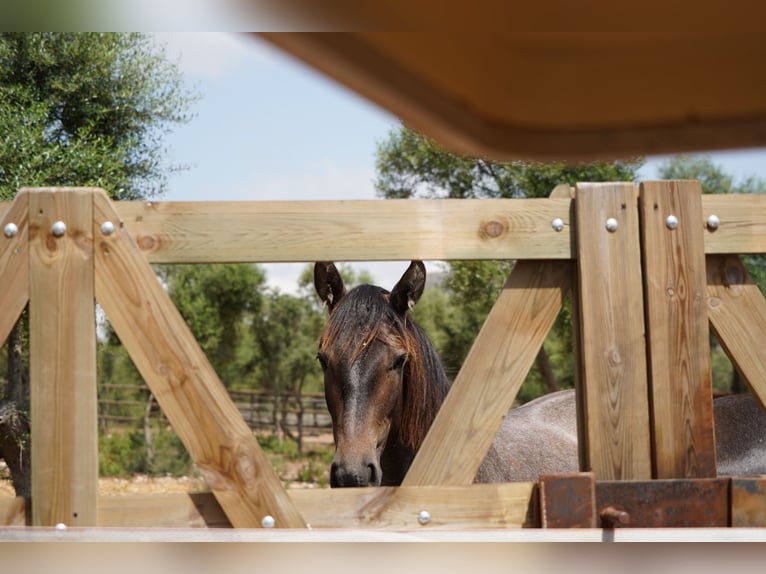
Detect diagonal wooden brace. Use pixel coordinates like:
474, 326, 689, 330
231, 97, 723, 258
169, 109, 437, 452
92, 190, 306, 528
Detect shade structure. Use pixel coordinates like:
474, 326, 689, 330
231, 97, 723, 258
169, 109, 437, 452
259, 31, 766, 161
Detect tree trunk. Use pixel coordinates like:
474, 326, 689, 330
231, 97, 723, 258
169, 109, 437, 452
536, 346, 559, 394
0, 402, 30, 498
144, 393, 155, 469
0, 320, 31, 498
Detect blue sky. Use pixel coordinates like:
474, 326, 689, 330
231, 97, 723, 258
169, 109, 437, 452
156, 33, 766, 293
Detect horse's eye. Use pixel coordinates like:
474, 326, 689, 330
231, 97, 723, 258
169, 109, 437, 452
391, 353, 408, 371
316, 353, 329, 371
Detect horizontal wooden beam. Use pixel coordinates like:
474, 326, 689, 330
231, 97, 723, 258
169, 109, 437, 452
3, 194, 763, 263
110, 198, 575, 263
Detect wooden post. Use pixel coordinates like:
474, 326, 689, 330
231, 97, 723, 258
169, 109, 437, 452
575, 182, 652, 480
0, 191, 29, 346
91, 190, 306, 528
640, 180, 716, 478
29, 188, 98, 526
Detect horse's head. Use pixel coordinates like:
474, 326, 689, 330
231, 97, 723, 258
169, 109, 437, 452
314, 261, 427, 487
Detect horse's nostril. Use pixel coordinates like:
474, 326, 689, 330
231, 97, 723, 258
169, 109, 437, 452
367, 463, 379, 486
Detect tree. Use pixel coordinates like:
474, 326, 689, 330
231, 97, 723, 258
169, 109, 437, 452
375, 125, 644, 400
160, 264, 268, 389
0, 33, 196, 200
0, 33, 196, 496
249, 290, 325, 453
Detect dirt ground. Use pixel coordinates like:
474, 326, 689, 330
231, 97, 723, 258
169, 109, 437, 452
0, 448, 329, 497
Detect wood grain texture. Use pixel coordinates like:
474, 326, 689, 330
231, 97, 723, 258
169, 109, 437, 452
28, 189, 98, 526
98, 483, 537, 529
91, 190, 306, 529
706, 255, 766, 409
110, 198, 574, 263
701, 194, 766, 254
0, 192, 29, 346
6, 194, 766, 259
402, 260, 570, 486
640, 181, 716, 478
575, 183, 652, 480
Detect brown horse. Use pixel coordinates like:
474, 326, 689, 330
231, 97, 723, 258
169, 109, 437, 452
315, 260, 766, 486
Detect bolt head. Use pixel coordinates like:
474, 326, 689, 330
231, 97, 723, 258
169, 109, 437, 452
551, 218, 565, 232
261, 515, 276, 528
605, 217, 619, 232
55, 523, 67, 530
418, 510, 431, 525
100, 221, 115, 235
3, 223, 18, 238
706, 214, 720, 231
51, 221, 67, 237
665, 215, 679, 230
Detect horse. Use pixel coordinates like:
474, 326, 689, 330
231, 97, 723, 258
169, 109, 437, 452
314, 260, 766, 487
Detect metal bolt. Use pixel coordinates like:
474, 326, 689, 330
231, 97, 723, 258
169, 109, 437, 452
417, 510, 431, 525
706, 214, 720, 231
3, 223, 18, 238
665, 215, 679, 230
261, 515, 276, 528
551, 218, 565, 232
51, 221, 67, 237
605, 217, 619, 232
55, 523, 67, 530
100, 221, 115, 235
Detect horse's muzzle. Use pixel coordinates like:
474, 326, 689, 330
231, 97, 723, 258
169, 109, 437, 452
330, 460, 381, 487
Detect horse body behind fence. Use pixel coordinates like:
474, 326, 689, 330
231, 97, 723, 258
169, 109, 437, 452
314, 261, 766, 487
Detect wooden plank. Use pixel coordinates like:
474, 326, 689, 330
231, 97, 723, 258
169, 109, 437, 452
3, 526, 766, 541
98, 493, 232, 528
28, 189, 98, 526
402, 260, 570, 486
0, 192, 29, 346
97, 483, 538, 529
8, 194, 766, 259
706, 255, 766, 408
91, 190, 306, 529
575, 182, 652, 480
639, 180, 716, 478
112, 198, 574, 263
701, 194, 766, 254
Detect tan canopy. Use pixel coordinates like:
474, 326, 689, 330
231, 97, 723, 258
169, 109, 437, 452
259, 32, 766, 161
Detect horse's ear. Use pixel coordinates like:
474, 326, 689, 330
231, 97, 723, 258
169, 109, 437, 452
390, 261, 426, 316
314, 262, 346, 312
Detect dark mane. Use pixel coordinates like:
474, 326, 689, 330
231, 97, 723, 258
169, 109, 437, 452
319, 284, 450, 450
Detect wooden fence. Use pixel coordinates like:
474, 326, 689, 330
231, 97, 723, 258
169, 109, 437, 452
98, 384, 332, 437
1, 183, 766, 535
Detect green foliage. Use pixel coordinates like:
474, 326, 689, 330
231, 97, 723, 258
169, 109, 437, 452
98, 426, 192, 478
0, 33, 197, 200
376, 125, 643, 200
160, 263, 267, 388
250, 290, 325, 396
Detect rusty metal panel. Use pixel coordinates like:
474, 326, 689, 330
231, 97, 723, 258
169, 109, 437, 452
731, 478, 766, 527
596, 479, 729, 528
539, 473, 596, 528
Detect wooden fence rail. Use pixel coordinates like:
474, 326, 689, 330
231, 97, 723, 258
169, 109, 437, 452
98, 385, 332, 437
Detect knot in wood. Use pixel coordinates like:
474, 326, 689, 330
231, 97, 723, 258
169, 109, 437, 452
480, 218, 507, 240
137, 234, 156, 251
